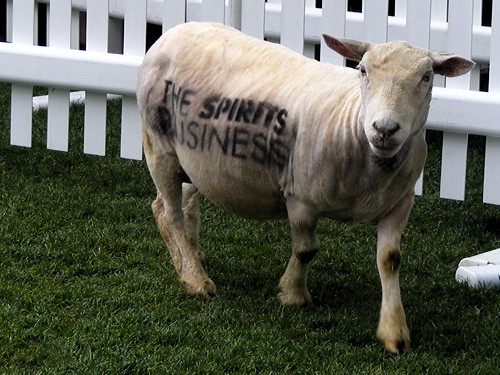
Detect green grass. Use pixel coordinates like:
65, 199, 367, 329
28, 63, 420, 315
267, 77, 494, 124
0, 82, 499, 374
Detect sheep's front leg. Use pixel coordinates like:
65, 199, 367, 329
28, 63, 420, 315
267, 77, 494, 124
279, 200, 319, 306
376, 193, 414, 354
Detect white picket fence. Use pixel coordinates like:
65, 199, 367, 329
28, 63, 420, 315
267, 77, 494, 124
1, 0, 500, 205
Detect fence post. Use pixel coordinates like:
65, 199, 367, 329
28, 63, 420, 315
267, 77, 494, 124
10, 0, 35, 148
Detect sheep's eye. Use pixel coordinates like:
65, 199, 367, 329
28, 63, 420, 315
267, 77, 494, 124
358, 65, 367, 76
422, 72, 432, 83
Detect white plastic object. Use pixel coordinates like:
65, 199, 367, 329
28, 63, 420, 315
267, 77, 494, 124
455, 249, 500, 289
458, 248, 500, 267
455, 264, 500, 289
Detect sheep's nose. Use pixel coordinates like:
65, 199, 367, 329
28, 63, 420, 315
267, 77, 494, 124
372, 120, 401, 139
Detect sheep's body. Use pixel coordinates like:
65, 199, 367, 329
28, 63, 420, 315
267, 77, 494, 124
137, 22, 474, 353
139, 23, 420, 222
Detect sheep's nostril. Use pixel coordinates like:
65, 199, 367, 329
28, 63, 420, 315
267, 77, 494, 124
372, 121, 400, 139
390, 123, 401, 135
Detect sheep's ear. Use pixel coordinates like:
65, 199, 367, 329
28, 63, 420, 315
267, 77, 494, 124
431, 52, 475, 77
322, 35, 372, 62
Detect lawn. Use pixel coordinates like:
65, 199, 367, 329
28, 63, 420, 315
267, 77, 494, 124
0, 83, 499, 374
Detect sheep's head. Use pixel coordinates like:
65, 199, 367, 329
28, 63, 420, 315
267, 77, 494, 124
323, 36, 475, 158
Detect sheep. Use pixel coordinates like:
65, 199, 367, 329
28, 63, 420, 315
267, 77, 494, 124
136, 21, 474, 353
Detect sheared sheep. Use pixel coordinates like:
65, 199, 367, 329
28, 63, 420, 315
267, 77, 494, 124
136, 21, 474, 353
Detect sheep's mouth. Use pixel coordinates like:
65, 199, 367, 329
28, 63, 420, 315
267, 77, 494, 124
375, 144, 397, 151
370, 143, 401, 158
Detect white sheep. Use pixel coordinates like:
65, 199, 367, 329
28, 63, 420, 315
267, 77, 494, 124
136, 22, 474, 353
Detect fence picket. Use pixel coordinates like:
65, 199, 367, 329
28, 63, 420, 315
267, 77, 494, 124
47, 88, 70, 151
203, 0, 225, 23
11, 85, 34, 148
431, 0, 448, 21
281, 0, 305, 53
71, 9, 80, 49
488, 0, 500, 93
47, 0, 72, 152
483, 0, 500, 205
406, 0, 431, 195
6, 0, 12, 42
363, 0, 388, 43
395, 0, 407, 17
10, 0, 35, 148
120, 0, 146, 160
12, 0, 35, 44
226, 0, 242, 29
447, 0, 474, 90
84, 0, 110, 157
320, 0, 346, 65
241, 0, 265, 39
439, 0, 474, 201
123, 0, 147, 56
163, 0, 186, 33
484, 138, 500, 205
469, 0, 482, 91
430, 0, 447, 88
406, 0, 431, 48
86, 0, 109, 53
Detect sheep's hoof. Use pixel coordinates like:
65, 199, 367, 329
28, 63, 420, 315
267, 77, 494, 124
278, 288, 313, 306
377, 328, 410, 354
182, 277, 216, 298
382, 337, 410, 354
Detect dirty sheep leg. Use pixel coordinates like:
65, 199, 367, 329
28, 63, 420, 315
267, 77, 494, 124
279, 199, 319, 306
152, 185, 216, 297
376, 193, 413, 354
181, 183, 205, 263
145, 137, 215, 298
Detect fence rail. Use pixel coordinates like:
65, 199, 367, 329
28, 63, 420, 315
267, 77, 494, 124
1, 0, 499, 205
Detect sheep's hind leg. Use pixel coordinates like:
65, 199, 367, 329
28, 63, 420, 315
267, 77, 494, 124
148, 149, 215, 298
182, 183, 205, 263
